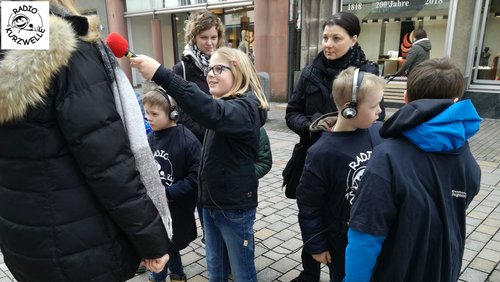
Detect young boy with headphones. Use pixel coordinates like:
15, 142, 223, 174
143, 87, 202, 282
296, 67, 385, 282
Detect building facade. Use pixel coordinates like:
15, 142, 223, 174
81, 0, 499, 118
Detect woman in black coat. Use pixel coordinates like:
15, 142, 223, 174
285, 12, 385, 282
0, 1, 169, 281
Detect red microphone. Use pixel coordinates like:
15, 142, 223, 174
105, 32, 137, 58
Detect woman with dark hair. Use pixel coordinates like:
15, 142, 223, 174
285, 11, 385, 282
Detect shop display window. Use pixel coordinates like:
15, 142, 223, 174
472, 0, 500, 82
341, 0, 449, 74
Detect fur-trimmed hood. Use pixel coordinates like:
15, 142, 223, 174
0, 10, 100, 124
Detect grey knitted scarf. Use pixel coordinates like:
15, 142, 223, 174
97, 40, 173, 240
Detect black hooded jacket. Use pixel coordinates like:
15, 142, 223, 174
153, 67, 267, 210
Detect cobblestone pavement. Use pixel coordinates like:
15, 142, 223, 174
1, 103, 499, 282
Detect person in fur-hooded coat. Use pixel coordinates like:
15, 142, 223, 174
0, 2, 170, 281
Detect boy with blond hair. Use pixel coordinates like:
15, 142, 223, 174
297, 67, 385, 282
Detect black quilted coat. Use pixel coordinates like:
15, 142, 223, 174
0, 12, 169, 282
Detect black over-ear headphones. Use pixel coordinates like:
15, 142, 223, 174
155, 87, 179, 121
341, 68, 365, 119
166, 94, 179, 121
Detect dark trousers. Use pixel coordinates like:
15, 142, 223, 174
298, 248, 320, 282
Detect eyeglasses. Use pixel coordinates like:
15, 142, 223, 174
205, 64, 231, 76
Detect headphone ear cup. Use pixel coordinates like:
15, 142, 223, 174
170, 108, 179, 121
341, 103, 357, 119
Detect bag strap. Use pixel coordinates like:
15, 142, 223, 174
181, 61, 186, 80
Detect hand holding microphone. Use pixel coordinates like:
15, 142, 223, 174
129, 55, 161, 80
105, 32, 137, 58
105, 32, 161, 80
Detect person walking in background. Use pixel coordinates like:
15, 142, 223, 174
388, 29, 431, 77
283, 11, 385, 282
345, 58, 482, 282
0, 1, 170, 281
297, 67, 385, 282
143, 89, 201, 282
130, 47, 269, 282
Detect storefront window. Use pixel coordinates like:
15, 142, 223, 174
224, 11, 255, 59
472, 0, 499, 82
173, 13, 189, 61
341, 0, 450, 75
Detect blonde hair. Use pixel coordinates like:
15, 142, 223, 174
213, 47, 269, 110
185, 11, 226, 48
332, 67, 384, 109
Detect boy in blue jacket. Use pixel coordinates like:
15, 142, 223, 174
345, 58, 482, 282
297, 67, 385, 282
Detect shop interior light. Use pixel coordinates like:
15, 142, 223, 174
417, 17, 424, 21
395, 17, 400, 22
495, 12, 500, 18
383, 18, 389, 23
362, 19, 368, 24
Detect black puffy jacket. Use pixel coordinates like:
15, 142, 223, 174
153, 68, 265, 210
0, 13, 169, 282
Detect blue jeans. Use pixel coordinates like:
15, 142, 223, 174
151, 249, 185, 281
203, 208, 257, 282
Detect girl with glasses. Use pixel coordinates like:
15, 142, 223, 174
131, 47, 269, 282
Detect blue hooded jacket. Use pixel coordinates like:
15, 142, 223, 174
345, 99, 481, 282
402, 99, 481, 152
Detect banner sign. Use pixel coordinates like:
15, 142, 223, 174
341, 0, 450, 19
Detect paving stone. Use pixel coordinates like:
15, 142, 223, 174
257, 266, 282, 281
465, 238, 486, 252
460, 267, 489, 282
485, 240, 500, 252
477, 224, 499, 235
269, 256, 300, 273
478, 248, 500, 263
254, 255, 273, 272
487, 269, 500, 282
267, 220, 290, 232
463, 248, 479, 261
469, 231, 494, 243
255, 228, 275, 240
470, 257, 497, 273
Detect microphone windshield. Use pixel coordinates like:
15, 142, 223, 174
105, 32, 129, 58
